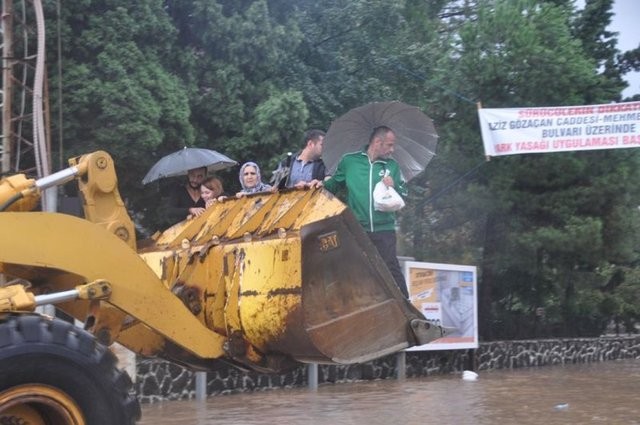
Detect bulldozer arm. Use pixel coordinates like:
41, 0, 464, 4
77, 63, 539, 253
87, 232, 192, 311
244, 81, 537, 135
0, 211, 227, 360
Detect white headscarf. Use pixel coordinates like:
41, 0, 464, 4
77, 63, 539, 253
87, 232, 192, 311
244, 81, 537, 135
239, 162, 272, 194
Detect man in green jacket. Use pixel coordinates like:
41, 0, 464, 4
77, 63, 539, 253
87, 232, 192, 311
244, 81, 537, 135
323, 126, 409, 298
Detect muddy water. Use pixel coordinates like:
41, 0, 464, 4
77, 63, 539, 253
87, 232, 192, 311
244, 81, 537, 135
140, 359, 640, 425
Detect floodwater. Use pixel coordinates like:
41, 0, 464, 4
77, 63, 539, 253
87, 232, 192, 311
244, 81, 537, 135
140, 359, 640, 425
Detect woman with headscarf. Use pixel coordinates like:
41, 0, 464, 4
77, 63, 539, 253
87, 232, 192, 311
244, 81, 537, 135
237, 161, 272, 196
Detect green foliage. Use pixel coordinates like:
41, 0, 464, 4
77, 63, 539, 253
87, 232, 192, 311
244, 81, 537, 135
46, 0, 193, 220
164, 0, 308, 179
572, 0, 627, 101
239, 90, 309, 167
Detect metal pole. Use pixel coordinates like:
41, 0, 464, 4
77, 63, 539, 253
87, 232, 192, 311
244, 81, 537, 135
307, 363, 318, 390
36, 289, 76, 318
2, 0, 14, 173
35, 165, 80, 190
195, 371, 207, 401
396, 351, 406, 380
35, 289, 79, 305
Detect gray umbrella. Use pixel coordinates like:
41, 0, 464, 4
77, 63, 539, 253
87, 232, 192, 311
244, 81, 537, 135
324, 101, 438, 182
142, 147, 238, 184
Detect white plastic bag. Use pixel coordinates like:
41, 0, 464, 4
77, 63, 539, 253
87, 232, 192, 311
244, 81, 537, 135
373, 181, 405, 212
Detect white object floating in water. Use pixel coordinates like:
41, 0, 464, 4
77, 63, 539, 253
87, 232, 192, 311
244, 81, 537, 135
554, 403, 569, 411
462, 370, 478, 381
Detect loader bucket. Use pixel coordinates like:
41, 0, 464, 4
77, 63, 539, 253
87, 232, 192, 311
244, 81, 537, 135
276, 211, 421, 364
144, 188, 438, 370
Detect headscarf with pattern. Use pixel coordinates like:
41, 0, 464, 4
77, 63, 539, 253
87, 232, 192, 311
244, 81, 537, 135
238, 161, 272, 194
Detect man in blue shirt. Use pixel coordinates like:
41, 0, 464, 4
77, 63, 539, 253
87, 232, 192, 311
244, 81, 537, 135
272, 129, 327, 189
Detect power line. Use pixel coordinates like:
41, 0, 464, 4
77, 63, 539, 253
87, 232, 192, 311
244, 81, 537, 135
387, 59, 485, 206
389, 59, 477, 105
418, 160, 485, 209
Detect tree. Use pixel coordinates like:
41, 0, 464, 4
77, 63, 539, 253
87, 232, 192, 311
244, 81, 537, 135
572, 0, 627, 102
165, 0, 309, 176
46, 0, 193, 228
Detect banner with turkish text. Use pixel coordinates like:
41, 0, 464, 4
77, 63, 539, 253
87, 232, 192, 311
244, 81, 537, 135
478, 101, 640, 156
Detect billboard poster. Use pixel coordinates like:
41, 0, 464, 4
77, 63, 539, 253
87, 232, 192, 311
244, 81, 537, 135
404, 261, 478, 351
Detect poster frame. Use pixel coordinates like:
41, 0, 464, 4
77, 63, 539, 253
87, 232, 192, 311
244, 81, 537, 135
403, 261, 479, 351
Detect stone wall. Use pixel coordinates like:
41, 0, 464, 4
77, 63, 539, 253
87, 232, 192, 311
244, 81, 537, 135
135, 336, 640, 403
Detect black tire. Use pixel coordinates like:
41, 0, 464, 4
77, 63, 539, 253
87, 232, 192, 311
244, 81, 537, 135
0, 314, 140, 424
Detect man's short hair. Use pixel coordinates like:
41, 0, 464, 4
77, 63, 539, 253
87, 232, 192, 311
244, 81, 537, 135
303, 129, 326, 149
369, 126, 394, 144
187, 166, 207, 175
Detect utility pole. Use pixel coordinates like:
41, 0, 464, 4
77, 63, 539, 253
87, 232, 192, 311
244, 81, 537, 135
1, 0, 14, 174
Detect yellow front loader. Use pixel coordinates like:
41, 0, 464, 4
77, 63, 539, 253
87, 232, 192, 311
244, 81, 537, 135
0, 151, 443, 424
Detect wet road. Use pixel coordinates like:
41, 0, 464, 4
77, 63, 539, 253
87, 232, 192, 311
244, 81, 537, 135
140, 359, 640, 425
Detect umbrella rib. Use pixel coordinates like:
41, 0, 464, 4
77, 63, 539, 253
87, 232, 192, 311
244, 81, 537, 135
142, 148, 238, 184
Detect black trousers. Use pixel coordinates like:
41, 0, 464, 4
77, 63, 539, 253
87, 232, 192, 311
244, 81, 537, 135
367, 230, 409, 298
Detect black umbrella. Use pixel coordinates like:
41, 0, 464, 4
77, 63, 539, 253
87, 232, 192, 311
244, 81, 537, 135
324, 101, 438, 181
142, 147, 238, 184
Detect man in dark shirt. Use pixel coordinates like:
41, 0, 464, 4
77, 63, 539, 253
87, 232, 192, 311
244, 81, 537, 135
165, 166, 207, 223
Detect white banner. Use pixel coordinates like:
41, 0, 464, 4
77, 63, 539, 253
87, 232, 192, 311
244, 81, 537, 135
478, 101, 640, 156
